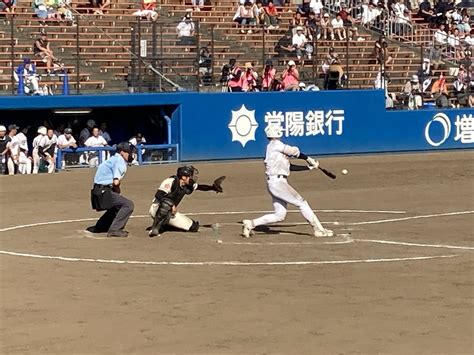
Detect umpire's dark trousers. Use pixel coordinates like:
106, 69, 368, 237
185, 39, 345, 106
95, 191, 134, 232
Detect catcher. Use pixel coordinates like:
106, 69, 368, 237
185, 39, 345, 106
148, 165, 225, 237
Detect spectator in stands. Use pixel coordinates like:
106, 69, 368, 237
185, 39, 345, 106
261, 59, 276, 91
34, 32, 58, 74
371, 35, 393, 67
417, 0, 437, 26
0, 125, 9, 175
79, 119, 96, 145
447, 28, 465, 61
57, 127, 77, 169
38, 127, 57, 174
465, 29, 474, 47
220, 58, 236, 89
132, 0, 159, 21
227, 61, 244, 92
325, 58, 344, 90
242, 62, 259, 92
192, 0, 204, 12
331, 13, 345, 41
99, 122, 112, 144
292, 26, 313, 64
275, 32, 296, 57
361, 1, 382, 27
290, 12, 306, 35
264, 1, 280, 29
57, 0, 74, 23
453, 67, 470, 107
320, 13, 332, 40
309, 0, 323, 17
198, 46, 212, 85
297, 0, 312, 17
84, 127, 108, 167
33, 0, 49, 22
14, 58, 41, 95
90, 0, 110, 15
281, 60, 300, 91
402, 74, 423, 109
0, 0, 16, 13
434, 23, 448, 49
305, 12, 319, 39
393, 0, 411, 36
457, 10, 471, 34
431, 74, 449, 108
234, 2, 256, 34
338, 4, 364, 41
176, 13, 196, 46
254, 1, 266, 27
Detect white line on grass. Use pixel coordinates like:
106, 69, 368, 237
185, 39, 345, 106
0, 250, 458, 267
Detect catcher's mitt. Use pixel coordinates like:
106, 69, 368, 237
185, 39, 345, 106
212, 176, 226, 193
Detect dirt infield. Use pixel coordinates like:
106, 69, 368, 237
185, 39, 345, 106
1, 151, 473, 355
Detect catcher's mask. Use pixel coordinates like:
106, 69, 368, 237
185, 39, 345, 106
177, 165, 199, 182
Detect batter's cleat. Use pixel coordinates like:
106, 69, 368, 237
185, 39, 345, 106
107, 230, 129, 238
148, 228, 160, 238
314, 228, 334, 238
242, 219, 254, 238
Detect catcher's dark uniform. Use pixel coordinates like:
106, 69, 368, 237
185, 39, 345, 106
148, 166, 225, 237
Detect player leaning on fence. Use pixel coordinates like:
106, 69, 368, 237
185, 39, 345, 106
89, 142, 135, 238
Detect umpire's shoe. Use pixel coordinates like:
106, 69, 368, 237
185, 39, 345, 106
107, 230, 129, 238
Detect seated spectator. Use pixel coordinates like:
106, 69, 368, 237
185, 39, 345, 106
33, 32, 58, 74
261, 59, 276, 91
465, 29, 474, 47
32, 0, 51, 22
292, 26, 313, 63
233, 2, 256, 34
433, 23, 448, 49
176, 13, 196, 46
242, 62, 259, 92
90, 0, 110, 15
192, 0, 204, 12
290, 12, 306, 35
320, 13, 332, 40
370, 35, 393, 67
227, 61, 244, 92
198, 46, 212, 85
453, 67, 470, 107
83, 127, 108, 167
309, 0, 323, 17
297, 0, 311, 17
254, 1, 266, 27
220, 58, 236, 88
402, 75, 423, 110
331, 14, 345, 41
325, 59, 344, 90
264, 1, 280, 29
57, 127, 77, 169
56, 0, 74, 23
457, 10, 471, 34
338, 4, 364, 41
275, 32, 296, 57
99, 122, 112, 144
431, 74, 449, 108
0, 0, 16, 13
281, 60, 300, 91
417, 0, 437, 26
37, 127, 57, 174
132, 0, 158, 21
305, 12, 319, 39
447, 28, 465, 61
14, 58, 41, 95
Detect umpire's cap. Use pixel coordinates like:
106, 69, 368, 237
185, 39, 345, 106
116, 142, 135, 154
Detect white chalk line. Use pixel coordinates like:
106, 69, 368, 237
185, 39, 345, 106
0, 250, 458, 267
356, 239, 474, 251
347, 211, 474, 226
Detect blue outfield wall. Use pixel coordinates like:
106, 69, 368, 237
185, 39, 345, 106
0, 90, 472, 161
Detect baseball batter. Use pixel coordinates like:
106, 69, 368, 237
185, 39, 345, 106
242, 125, 333, 238
148, 166, 225, 237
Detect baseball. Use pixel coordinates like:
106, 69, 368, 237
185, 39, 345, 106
342, 169, 348, 175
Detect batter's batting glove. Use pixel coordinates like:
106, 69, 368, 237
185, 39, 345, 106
213, 176, 226, 193
306, 157, 319, 169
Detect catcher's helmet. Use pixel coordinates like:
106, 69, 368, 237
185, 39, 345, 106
177, 165, 197, 178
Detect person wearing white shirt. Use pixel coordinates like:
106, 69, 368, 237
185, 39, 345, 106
129, 133, 147, 165
331, 14, 345, 40
32, 126, 46, 174
79, 119, 96, 145
309, 0, 323, 15
6, 124, 19, 175
14, 126, 32, 174
57, 127, 77, 169
37, 128, 57, 174
292, 26, 313, 62
434, 24, 448, 48
84, 127, 108, 167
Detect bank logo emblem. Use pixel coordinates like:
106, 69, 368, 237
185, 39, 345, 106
425, 113, 451, 147
228, 104, 258, 147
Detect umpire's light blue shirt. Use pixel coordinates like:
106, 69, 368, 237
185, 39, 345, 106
94, 154, 127, 185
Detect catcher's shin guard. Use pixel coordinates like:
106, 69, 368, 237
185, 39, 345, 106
149, 199, 173, 237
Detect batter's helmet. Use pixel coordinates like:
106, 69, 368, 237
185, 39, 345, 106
265, 125, 283, 139
177, 165, 197, 178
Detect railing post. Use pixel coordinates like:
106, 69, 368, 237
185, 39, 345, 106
312, 32, 316, 84
196, 21, 200, 92
262, 25, 265, 74
76, 16, 80, 94
159, 22, 163, 91
211, 25, 215, 86
152, 20, 157, 92
138, 16, 142, 93
10, 14, 15, 95
345, 26, 349, 89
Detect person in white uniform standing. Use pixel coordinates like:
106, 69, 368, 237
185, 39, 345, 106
37, 128, 57, 174
242, 125, 333, 238
14, 126, 32, 174
32, 126, 46, 174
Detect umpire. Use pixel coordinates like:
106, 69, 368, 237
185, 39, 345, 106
90, 142, 135, 238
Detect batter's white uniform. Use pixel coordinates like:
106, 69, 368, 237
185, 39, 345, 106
246, 139, 327, 235
32, 133, 44, 174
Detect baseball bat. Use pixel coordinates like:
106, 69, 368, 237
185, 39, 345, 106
318, 166, 336, 179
